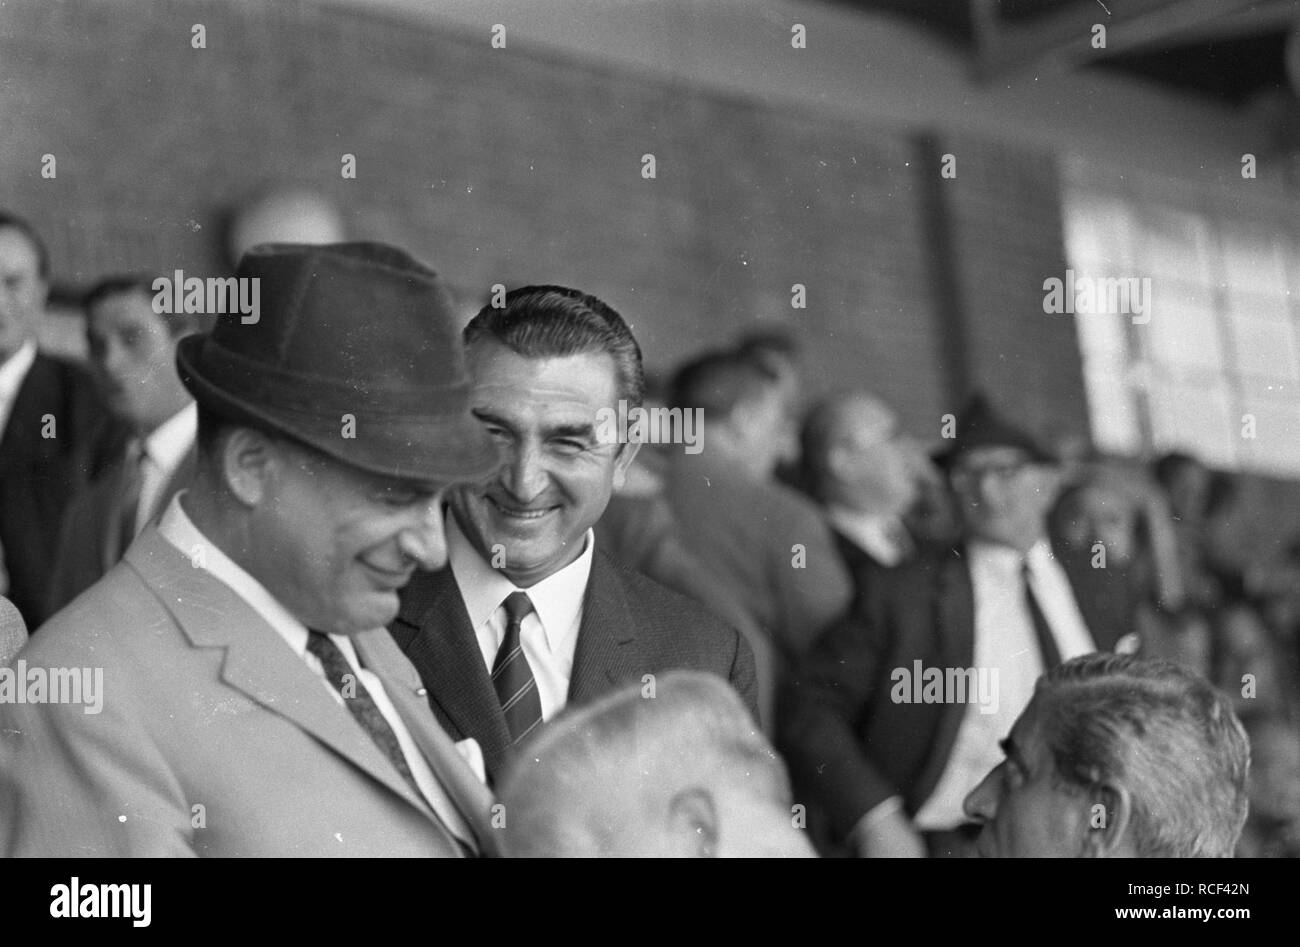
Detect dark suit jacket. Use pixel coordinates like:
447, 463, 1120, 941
778, 540, 1132, 848
0, 353, 120, 627
389, 549, 760, 782
831, 527, 915, 605
46, 445, 197, 617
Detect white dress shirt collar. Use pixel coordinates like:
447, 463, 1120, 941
155, 490, 483, 845
445, 510, 594, 655
967, 537, 1049, 571
135, 401, 197, 534
156, 489, 314, 655
825, 504, 910, 567
142, 401, 196, 470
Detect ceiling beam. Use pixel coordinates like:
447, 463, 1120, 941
972, 0, 1292, 81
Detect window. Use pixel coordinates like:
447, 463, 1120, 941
1064, 159, 1300, 476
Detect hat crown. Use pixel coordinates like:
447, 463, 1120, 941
937, 393, 1056, 468
176, 241, 499, 482
212, 241, 466, 398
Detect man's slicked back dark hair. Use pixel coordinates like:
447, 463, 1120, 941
462, 285, 644, 408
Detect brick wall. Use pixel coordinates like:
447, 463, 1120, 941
0, 0, 1087, 445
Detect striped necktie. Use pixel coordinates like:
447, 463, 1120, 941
306, 630, 424, 800
492, 592, 544, 745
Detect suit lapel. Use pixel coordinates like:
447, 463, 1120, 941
354, 630, 499, 855
0, 354, 59, 478
122, 530, 439, 816
913, 546, 976, 807
568, 552, 639, 706
393, 568, 513, 774
101, 453, 134, 571
1053, 542, 1116, 651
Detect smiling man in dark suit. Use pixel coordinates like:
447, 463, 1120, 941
0, 212, 120, 628
390, 286, 758, 783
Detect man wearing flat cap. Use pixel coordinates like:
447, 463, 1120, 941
780, 395, 1133, 859
0, 242, 501, 857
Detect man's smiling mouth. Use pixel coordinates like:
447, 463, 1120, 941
489, 497, 558, 520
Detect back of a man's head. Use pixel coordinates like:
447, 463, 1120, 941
497, 671, 813, 858
669, 349, 788, 468
1038, 652, 1250, 858
671, 349, 777, 420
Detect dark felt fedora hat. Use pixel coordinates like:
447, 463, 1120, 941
933, 393, 1057, 471
176, 241, 498, 484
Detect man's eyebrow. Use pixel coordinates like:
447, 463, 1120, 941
544, 422, 596, 440
471, 409, 596, 441
471, 408, 513, 427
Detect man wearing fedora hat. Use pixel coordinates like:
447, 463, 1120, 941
780, 395, 1134, 859
0, 242, 501, 857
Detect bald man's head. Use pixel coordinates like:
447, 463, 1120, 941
497, 672, 814, 858
801, 390, 918, 515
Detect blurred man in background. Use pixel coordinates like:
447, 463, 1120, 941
780, 396, 1131, 858
1237, 715, 1300, 857
963, 653, 1249, 858
800, 391, 923, 599
665, 350, 851, 675
0, 212, 119, 628
497, 670, 814, 857
735, 326, 802, 485
46, 276, 201, 613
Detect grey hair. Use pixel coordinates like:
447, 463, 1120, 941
1037, 652, 1250, 858
496, 671, 782, 857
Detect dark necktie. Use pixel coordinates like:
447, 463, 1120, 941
111, 438, 147, 562
306, 630, 424, 801
492, 592, 544, 745
1022, 561, 1062, 669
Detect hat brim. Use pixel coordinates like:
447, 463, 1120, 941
176, 334, 500, 485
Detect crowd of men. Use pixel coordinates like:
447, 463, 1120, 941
0, 208, 1289, 857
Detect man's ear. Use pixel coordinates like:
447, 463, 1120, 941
667, 786, 720, 858
221, 427, 278, 508
610, 440, 643, 492
1081, 782, 1134, 858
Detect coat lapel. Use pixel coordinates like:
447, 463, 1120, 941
913, 545, 976, 808
392, 567, 513, 775
1053, 542, 1119, 651
568, 552, 640, 705
354, 630, 499, 856
0, 354, 59, 478
101, 454, 133, 570
122, 530, 438, 817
